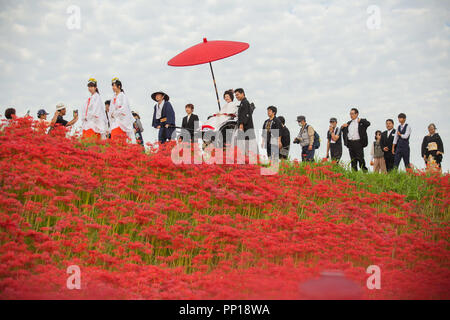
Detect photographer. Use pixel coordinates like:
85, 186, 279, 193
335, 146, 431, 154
50, 103, 78, 129
293, 115, 315, 162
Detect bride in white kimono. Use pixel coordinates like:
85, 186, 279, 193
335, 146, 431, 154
202, 89, 237, 132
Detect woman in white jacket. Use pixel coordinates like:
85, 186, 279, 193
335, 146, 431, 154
109, 77, 135, 142
82, 78, 108, 140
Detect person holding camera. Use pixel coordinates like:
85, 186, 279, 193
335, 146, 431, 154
50, 103, 78, 130
294, 115, 315, 162
326, 117, 342, 162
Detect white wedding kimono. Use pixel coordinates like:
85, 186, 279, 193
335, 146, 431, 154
81, 92, 108, 138
108, 91, 135, 142
203, 100, 238, 131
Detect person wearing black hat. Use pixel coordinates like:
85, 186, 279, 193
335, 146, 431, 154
326, 117, 342, 162
34, 109, 50, 133
151, 91, 176, 144
37, 109, 49, 121
341, 108, 370, 171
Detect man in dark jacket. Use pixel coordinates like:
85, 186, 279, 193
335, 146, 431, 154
341, 108, 371, 171
262, 106, 282, 158
181, 103, 199, 143
235, 88, 255, 138
235, 88, 256, 161
278, 116, 290, 159
380, 119, 396, 172
151, 91, 175, 144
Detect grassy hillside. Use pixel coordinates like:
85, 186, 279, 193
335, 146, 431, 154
0, 118, 449, 299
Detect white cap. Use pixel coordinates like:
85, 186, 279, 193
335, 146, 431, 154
56, 103, 66, 111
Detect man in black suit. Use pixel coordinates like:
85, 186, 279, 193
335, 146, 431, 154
380, 119, 396, 172
341, 107, 371, 172
235, 88, 255, 137
235, 88, 256, 161
180, 103, 199, 143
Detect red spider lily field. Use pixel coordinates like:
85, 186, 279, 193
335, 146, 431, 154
0, 118, 449, 300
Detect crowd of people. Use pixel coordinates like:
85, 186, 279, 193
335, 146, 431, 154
1, 78, 445, 172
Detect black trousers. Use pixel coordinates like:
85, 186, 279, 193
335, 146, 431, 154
384, 152, 395, 172
347, 140, 367, 171
330, 145, 342, 162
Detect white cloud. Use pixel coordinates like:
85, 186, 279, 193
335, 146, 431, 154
0, 0, 449, 170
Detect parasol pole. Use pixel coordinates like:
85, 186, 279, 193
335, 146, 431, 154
209, 62, 221, 111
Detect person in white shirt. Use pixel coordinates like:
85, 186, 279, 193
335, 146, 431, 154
109, 78, 135, 142
341, 108, 371, 171
392, 113, 411, 169
81, 78, 108, 140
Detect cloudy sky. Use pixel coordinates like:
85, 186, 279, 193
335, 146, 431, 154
0, 0, 449, 171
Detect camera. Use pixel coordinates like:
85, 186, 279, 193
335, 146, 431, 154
293, 138, 300, 144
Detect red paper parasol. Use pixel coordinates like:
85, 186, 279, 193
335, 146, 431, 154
168, 38, 250, 110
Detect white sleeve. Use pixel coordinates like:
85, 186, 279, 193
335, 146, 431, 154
401, 125, 411, 139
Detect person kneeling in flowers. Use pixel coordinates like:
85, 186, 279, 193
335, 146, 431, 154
81, 78, 109, 140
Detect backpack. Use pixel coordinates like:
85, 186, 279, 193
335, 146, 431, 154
305, 125, 320, 149
249, 102, 255, 114
313, 131, 320, 149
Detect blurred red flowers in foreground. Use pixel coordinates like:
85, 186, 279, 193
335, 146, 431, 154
0, 118, 449, 299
